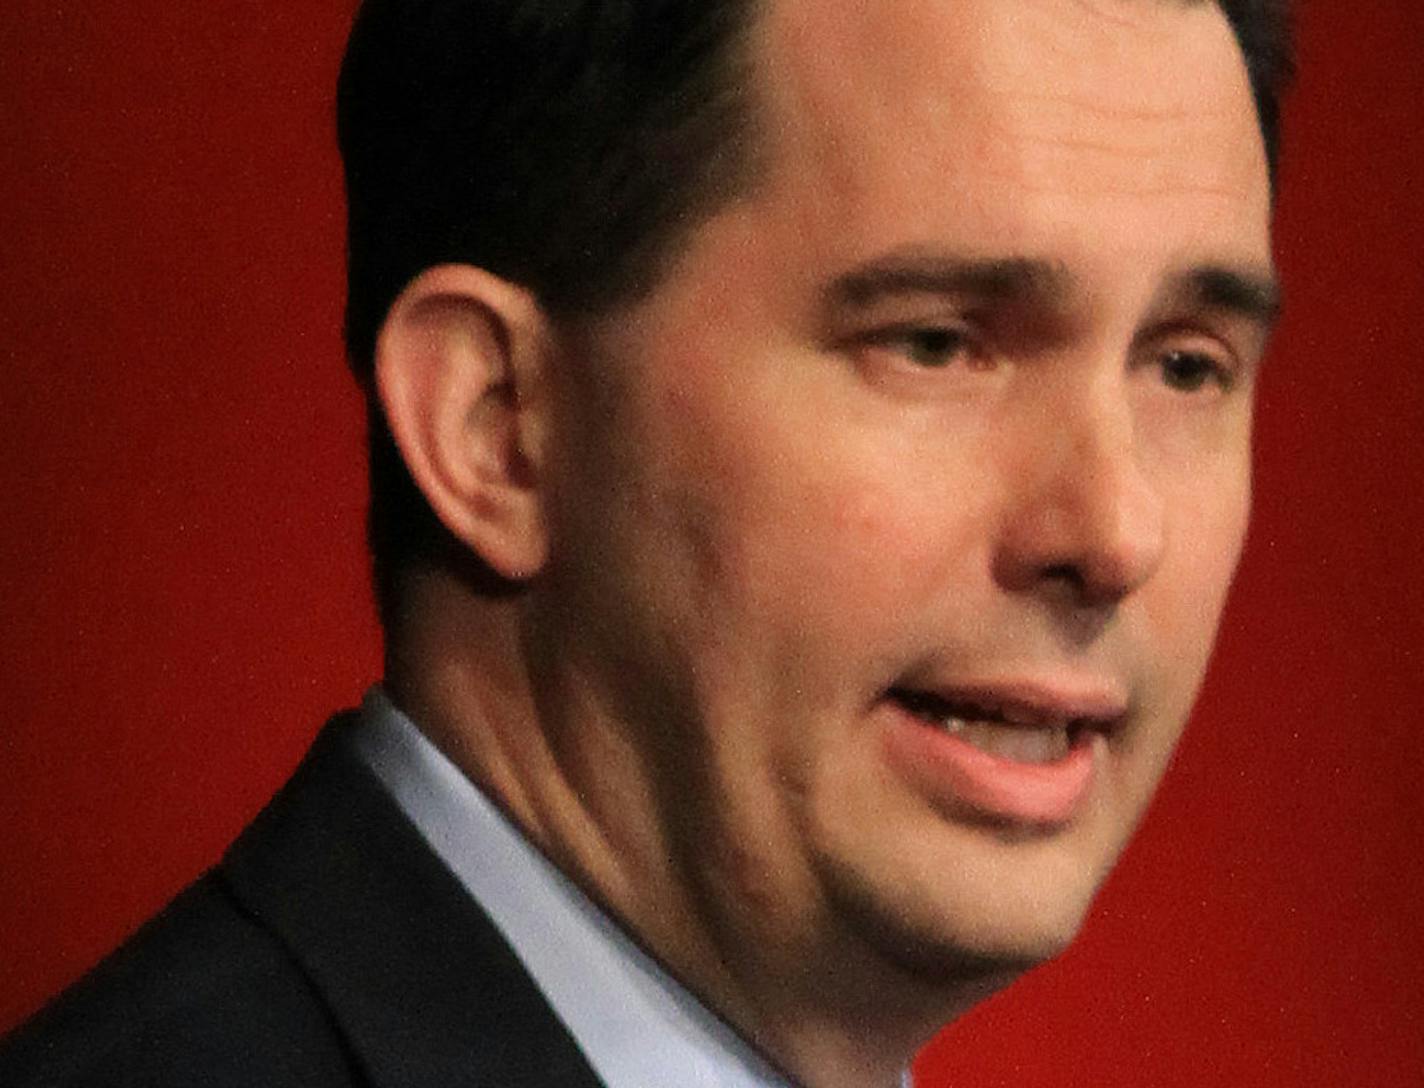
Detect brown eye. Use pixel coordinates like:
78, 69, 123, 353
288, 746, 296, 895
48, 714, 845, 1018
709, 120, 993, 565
902, 327, 968, 367
861, 325, 973, 368
1159, 349, 1230, 393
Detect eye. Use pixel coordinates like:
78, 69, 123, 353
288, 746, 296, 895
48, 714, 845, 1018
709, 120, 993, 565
1157, 348, 1235, 394
859, 324, 976, 369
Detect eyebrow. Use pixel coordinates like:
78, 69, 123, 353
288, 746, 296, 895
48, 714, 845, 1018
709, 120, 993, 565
825, 253, 1074, 311
823, 251, 1282, 331
1159, 264, 1283, 332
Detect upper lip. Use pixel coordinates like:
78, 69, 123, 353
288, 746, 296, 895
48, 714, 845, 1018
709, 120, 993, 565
887, 675, 1130, 730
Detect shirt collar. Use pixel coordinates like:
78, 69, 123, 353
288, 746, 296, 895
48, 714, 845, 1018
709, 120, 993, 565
351, 688, 828, 1088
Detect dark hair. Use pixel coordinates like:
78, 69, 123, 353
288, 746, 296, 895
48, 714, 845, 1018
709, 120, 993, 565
338, 0, 764, 619
1218, 0, 1294, 183
336, 0, 1293, 622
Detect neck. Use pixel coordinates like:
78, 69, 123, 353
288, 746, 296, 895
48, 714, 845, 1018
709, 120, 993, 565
382, 565, 1007, 1087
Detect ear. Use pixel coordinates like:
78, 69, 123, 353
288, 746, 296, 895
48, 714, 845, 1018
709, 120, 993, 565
374, 264, 553, 581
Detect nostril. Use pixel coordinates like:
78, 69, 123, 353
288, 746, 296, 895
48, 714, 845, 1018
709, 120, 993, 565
1041, 563, 1083, 587
991, 439, 1166, 609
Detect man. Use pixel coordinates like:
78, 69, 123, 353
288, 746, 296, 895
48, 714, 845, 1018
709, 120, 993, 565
0, 0, 1290, 1085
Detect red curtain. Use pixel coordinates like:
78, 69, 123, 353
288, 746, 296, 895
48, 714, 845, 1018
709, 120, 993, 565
2, 4, 1420, 1083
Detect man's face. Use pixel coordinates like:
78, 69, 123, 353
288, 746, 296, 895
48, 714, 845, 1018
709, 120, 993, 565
536, 0, 1273, 983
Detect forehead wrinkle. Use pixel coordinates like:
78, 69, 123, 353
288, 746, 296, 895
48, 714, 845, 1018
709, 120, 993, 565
987, 0, 1253, 118
975, 89, 1234, 125
968, 88, 1245, 193
983, 89, 1240, 150
760, 0, 1260, 183
1059, 0, 1206, 30
1062, 0, 1151, 28
742, 0, 1269, 308
969, 80, 1258, 201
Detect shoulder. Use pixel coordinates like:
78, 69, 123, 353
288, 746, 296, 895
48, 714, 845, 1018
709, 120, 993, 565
0, 873, 359, 1088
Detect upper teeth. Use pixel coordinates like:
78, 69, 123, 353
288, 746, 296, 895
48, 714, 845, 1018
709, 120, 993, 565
1003, 705, 1041, 727
888, 687, 1083, 763
938, 711, 1071, 733
940, 716, 1073, 764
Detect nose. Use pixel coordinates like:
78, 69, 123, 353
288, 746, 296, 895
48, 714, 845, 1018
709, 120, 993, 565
992, 385, 1165, 610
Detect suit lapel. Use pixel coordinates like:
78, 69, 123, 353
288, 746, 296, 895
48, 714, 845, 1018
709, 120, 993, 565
220, 714, 605, 1088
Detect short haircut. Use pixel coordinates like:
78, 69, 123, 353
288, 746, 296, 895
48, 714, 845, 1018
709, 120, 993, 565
336, 0, 1293, 623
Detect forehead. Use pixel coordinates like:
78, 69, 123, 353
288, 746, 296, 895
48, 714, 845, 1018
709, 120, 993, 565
748, 0, 1270, 275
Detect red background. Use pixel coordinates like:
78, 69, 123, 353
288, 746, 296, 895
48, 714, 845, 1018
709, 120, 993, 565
2, 2, 1421, 1084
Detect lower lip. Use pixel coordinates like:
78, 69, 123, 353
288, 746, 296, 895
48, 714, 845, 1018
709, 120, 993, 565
880, 701, 1102, 826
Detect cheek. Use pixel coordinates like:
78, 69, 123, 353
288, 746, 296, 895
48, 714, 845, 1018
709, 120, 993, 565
1145, 467, 1251, 694
687, 431, 977, 648
628, 333, 996, 682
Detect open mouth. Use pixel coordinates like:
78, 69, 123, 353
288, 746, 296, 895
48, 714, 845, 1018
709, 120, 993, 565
885, 686, 1102, 766
879, 678, 1124, 824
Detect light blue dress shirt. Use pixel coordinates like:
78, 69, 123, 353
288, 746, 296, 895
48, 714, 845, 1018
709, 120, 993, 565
350, 689, 914, 1088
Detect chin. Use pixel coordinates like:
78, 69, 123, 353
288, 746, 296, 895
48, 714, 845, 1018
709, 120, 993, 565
815, 821, 1116, 990
859, 894, 1089, 990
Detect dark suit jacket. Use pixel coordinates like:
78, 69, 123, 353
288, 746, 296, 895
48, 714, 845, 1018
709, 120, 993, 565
0, 714, 607, 1087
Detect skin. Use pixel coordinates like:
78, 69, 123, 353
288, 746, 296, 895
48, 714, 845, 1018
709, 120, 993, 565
380, 1, 1274, 1085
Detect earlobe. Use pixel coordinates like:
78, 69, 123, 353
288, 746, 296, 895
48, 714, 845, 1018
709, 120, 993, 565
374, 265, 551, 581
